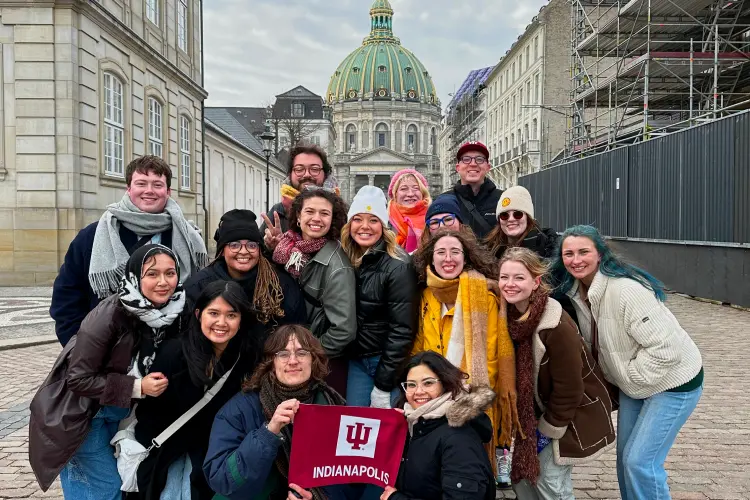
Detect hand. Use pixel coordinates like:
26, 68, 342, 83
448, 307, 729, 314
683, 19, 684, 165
141, 372, 168, 397
262, 212, 283, 250
370, 387, 392, 409
267, 399, 300, 435
381, 486, 397, 500
392, 408, 405, 415
287, 483, 312, 499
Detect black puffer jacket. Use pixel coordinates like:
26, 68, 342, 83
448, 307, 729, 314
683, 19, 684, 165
348, 241, 418, 392
392, 386, 496, 500
493, 226, 559, 260
446, 180, 503, 239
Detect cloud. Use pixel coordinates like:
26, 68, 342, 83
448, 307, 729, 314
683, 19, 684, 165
203, 0, 550, 108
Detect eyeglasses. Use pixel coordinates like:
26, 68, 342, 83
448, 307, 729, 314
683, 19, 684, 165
400, 377, 440, 393
498, 211, 525, 222
460, 156, 487, 165
433, 249, 464, 258
427, 214, 457, 230
274, 349, 311, 363
292, 165, 324, 176
227, 241, 260, 253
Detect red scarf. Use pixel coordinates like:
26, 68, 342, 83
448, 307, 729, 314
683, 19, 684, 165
388, 200, 428, 252
272, 231, 327, 279
508, 291, 548, 485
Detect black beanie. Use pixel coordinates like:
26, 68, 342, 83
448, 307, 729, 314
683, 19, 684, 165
214, 209, 262, 252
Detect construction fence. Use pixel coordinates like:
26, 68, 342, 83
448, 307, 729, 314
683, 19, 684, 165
520, 110, 750, 307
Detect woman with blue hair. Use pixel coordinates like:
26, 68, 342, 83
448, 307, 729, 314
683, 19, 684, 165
552, 225, 703, 500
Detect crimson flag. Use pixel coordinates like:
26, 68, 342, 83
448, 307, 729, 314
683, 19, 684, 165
288, 404, 407, 489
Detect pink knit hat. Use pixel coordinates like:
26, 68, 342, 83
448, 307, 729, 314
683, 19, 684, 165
387, 169, 429, 200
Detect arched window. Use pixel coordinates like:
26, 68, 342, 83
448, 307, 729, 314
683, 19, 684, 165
103, 72, 125, 176
346, 124, 357, 152
532, 118, 538, 140
406, 124, 418, 152
375, 123, 389, 148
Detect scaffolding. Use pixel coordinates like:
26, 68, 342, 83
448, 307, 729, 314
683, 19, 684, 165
568, 0, 750, 155
445, 67, 492, 154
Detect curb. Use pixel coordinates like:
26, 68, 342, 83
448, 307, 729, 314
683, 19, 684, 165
0, 335, 59, 352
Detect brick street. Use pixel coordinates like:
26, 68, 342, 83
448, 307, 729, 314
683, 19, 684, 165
0, 293, 748, 499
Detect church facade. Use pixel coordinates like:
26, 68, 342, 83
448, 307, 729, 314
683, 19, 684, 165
326, 0, 442, 201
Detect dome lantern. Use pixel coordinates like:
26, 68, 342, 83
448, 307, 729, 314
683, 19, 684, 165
365, 0, 398, 45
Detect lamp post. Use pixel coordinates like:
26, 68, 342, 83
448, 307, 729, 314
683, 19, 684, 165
260, 126, 276, 214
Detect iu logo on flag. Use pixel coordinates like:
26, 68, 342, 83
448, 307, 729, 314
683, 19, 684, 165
335, 416, 381, 458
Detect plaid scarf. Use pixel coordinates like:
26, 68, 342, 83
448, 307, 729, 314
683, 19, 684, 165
272, 231, 327, 279
508, 291, 548, 485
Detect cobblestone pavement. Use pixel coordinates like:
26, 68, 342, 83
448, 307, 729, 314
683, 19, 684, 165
0, 288, 54, 342
0, 294, 747, 499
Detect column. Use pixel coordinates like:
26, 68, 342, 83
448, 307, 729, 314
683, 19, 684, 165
368, 175, 375, 186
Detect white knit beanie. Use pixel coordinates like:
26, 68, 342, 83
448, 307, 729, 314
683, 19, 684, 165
496, 185, 534, 219
347, 185, 389, 226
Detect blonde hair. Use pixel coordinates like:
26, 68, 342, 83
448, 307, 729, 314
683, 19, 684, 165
341, 220, 403, 268
392, 173, 432, 205
499, 247, 551, 321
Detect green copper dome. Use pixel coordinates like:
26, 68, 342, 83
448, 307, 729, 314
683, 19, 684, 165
326, 0, 439, 105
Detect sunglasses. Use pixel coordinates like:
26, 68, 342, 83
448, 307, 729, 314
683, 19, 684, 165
499, 211, 525, 221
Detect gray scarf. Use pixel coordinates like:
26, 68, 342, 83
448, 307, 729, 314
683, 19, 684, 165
89, 195, 208, 298
403, 391, 454, 436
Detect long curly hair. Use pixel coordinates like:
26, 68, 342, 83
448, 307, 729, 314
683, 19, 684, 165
413, 228, 498, 282
287, 189, 348, 241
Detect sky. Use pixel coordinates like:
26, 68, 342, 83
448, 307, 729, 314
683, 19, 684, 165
203, 0, 550, 109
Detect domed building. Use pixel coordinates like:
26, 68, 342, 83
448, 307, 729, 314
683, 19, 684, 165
327, 0, 442, 201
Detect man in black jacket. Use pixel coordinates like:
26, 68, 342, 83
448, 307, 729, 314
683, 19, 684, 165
49, 156, 207, 346
260, 144, 339, 249
444, 141, 502, 239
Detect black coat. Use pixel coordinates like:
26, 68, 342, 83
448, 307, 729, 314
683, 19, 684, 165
183, 259, 307, 330
132, 337, 253, 500
348, 242, 418, 392
50, 222, 173, 346
493, 227, 559, 261
446, 180, 503, 239
392, 386, 496, 500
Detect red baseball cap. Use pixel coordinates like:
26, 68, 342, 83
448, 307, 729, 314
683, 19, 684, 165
456, 141, 490, 161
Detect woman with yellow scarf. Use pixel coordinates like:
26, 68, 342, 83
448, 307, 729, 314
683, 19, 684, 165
387, 169, 431, 253
411, 229, 519, 473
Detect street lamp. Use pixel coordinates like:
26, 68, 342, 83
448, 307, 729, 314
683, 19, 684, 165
259, 126, 276, 214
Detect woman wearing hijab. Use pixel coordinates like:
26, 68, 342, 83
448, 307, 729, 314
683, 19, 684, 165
29, 244, 185, 498
184, 209, 306, 330
130, 281, 260, 499
204, 325, 350, 500
387, 169, 431, 253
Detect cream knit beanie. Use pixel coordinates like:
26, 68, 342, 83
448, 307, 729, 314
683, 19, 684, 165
496, 185, 534, 219
347, 186, 389, 226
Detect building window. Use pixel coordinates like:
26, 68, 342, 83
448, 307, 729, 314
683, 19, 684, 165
499, 75, 503, 93
511, 133, 515, 147
291, 102, 304, 117
103, 72, 124, 176
519, 89, 523, 116
534, 36, 539, 60
526, 81, 531, 109
534, 74, 540, 104
177, 0, 188, 52
146, 0, 159, 26
512, 62, 516, 82
179, 115, 191, 189
378, 133, 386, 147
519, 54, 523, 76
532, 118, 538, 139
375, 123, 388, 148
378, 65, 387, 73
148, 97, 163, 157
311, 136, 320, 146
524, 124, 529, 142
525, 46, 530, 69
511, 95, 516, 122
346, 124, 357, 151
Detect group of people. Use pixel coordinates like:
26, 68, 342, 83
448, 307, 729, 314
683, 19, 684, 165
28, 141, 703, 500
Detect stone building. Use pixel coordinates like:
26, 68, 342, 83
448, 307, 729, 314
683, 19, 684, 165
272, 86, 335, 157
0, 0, 206, 285
325, 0, 442, 201
484, 0, 570, 189
204, 108, 285, 256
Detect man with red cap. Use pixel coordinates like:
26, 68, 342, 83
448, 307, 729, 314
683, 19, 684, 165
443, 141, 502, 238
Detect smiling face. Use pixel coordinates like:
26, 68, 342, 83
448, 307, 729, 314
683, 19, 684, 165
290, 153, 326, 190
499, 260, 540, 311
127, 170, 171, 213
562, 236, 601, 284
499, 211, 529, 239
140, 253, 178, 306
394, 175, 423, 207
350, 214, 383, 249
198, 296, 241, 355
404, 364, 444, 409
273, 335, 312, 386
299, 196, 333, 240
432, 235, 465, 280
222, 240, 260, 278
455, 150, 490, 186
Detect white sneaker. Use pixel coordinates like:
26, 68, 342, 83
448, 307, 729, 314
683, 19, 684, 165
496, 448, 512, 489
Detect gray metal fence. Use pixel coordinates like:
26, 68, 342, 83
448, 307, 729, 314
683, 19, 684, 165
521, 111, 750, 244
519, 111, 750, 306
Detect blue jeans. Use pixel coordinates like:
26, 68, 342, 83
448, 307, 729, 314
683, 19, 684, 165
617, 386, 703, 500
346, 356, 399, 500
346, 356, 400, 407
60, 405, 130, 500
